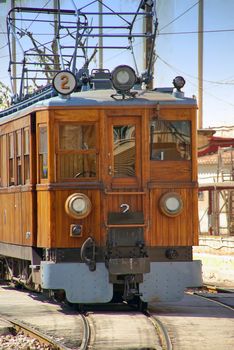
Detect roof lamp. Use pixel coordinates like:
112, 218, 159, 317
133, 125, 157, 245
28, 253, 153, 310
159, 192, 183, 217
111, 65, 137, 92
173, 76, 185, 91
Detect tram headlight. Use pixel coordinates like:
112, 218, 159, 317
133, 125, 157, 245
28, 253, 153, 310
159, 192, 183, 217
111, 65, 137, 92
65, 193, 92, 219
173, 76, 185, 91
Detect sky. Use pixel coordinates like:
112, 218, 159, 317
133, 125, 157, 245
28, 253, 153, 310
0, 0, 234, 128
156, 0, 234, 128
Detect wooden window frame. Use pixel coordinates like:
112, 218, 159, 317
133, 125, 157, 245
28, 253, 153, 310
16, 130, 22, 185
38, 124, 48, 183
150, 119, 192, 162
107, 116, 141, 189
56, 122, 99, 182
0, 136, 2, 187
23, 127, 30, 184
8, 132, 15, 186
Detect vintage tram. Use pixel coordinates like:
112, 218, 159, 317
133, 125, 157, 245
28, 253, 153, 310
0, 2, 202, 305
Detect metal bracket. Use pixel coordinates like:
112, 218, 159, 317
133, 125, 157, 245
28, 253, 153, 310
80, 237, 96, 271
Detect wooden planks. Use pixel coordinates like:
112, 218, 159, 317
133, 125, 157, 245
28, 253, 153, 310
150, 161, 192, 182
37, 188, 101, 248
0, 103, 198, 251
149, 187, 199, 246
0, 112, 36, 247
0, 190, 35, 246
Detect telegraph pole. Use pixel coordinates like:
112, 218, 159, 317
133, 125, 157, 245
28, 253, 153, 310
53, 0, 60, 71
144, 3, 154, 89
99, 0, 103, 69
11, 0, 17, 95
198, 0, 203, 129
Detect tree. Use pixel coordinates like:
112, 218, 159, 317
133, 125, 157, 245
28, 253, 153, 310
0, 81, 11, 110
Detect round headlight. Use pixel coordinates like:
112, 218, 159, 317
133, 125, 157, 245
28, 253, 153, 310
65, 193, 92, 219
111, 65, 136, 92
159, 192, 183, 217
173, 76, 185, 91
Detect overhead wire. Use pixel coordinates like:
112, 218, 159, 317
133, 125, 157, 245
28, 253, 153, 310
156, 54, 234, 108
158, 28, 234, 35
2, 0, 147, 66
153, 0, 234, 88
158, 0, 200, 32
0, 0, 149, 82
25, 0, 52, 31
2, 26, 234, 37
0, 0, 233, 91
0, 44, 8, 50
156, 54, 234, 86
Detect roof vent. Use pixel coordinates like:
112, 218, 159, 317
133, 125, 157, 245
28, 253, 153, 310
91, 69, 112, 90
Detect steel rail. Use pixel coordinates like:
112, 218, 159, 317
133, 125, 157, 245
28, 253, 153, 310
79, 314, 91, 350
145, 311, 172, 350
189, 290, 234, 312
0, 316, 71, 350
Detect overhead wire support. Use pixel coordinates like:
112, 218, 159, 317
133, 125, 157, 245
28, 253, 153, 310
6, 0, 158, 103
147, 16, 158, 85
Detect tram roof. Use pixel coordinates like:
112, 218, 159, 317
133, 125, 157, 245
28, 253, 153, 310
42, 89, 197, 107
0, 88, 197, 123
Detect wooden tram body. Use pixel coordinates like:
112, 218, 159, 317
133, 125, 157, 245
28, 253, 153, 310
0, 87, 202, 303
0, 3, 202, 304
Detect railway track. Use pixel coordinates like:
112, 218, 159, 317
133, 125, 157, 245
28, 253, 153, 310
0, 284, 84, 349
0, 284, 172, 349
149, 287, 234, 350
1, 284, 234, 349
79, 314, 91, 350
78, 309, 170, 349
145, 311, 172, 350
0, 316, 70, 350
187, 285, 234, 311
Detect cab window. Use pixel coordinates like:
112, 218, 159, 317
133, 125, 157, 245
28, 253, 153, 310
150, 120, 191, 161
57, 124, 97, 180
23, 128, 30, 183
113, 125, 136, 177
39, 125, 48, 180
16, 130, 22, 185
0, 136, 2, 186
8, 133, 15, 186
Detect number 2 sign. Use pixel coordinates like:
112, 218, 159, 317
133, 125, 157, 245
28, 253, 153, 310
53, 71, 76, 95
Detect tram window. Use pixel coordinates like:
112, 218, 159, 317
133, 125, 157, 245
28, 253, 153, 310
39, 126, 48, 180
8, 133, 15, 186
0, 136, 3, 186
16, 130, 22, 185
198, 191, 204, 201
150, 120, 191, 161
23, 128, 30, 183
59, 124, 96, 150
113, 125, 135, 177
58, 124, 97, 180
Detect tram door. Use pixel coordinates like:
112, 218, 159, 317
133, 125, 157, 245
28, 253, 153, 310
107, 116, 142, 189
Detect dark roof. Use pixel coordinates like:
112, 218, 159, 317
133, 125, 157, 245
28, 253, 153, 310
198, 136, 234, 157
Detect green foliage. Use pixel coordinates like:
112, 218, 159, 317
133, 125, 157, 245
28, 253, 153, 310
0, 81, 11, 110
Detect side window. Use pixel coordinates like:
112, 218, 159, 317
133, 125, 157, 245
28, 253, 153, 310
57, 124, 97, 180
150, 120, 191, 161
39, 125, 48, 180
0, 136, 2, 186
23, 128, 30, 183
8, 133, 15, 186
113, 125, 136, 177
16, 130, 22, 185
